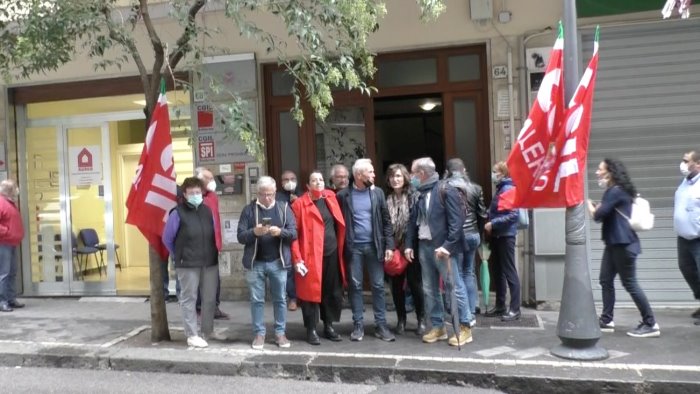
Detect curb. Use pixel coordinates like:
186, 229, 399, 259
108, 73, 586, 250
1, 343, 699, 393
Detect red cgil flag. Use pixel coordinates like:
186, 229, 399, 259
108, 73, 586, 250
506, 22, 565, 208
125, 79, 177, 260
550, 27, 600, 207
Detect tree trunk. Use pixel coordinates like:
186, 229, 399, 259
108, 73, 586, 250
149, 245, 171, 342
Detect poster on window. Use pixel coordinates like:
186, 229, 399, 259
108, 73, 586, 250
69, 145, 102, 186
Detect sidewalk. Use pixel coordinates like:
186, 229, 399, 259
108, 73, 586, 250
0, 298, 698, 393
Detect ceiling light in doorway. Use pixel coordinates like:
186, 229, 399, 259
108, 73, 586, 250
419, 102, 439, 111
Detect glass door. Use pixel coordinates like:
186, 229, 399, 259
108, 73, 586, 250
20, 119, 116, 295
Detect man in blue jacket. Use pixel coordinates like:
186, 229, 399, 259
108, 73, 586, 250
404, 157, 472, 347
674, 150, 700, 325
336, 158, 395, 342
237, 176, 297, 350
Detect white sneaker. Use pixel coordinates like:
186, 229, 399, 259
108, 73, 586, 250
187, 336, 209, 348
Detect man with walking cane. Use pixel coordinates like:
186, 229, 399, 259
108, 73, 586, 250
404, 157, 472, 347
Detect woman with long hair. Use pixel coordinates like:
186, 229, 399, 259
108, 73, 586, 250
291, 171, 346, 345
385, 163, 426, 335
587, 158, 660, 337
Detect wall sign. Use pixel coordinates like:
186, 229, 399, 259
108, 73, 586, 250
69, 145, 102, 186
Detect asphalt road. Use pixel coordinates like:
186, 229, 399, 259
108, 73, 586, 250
0, 367, 504, 394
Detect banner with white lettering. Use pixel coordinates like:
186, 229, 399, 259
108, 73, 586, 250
506, 23, 565, 208
125, 81, 178, 259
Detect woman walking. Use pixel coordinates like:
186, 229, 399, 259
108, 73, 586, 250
291, 171, 346, 345
587, 158, 660, 338
385, 164, 426, 335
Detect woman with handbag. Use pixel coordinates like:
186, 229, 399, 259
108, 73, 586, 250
291, 171, 346, 345
385, 163, 426, 335
587, 158, 660, 338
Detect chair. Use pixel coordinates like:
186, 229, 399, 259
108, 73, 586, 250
78, 228, 122, 272
71, 232, 101, 279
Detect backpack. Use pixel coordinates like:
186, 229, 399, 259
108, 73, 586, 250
517, 208, 529, 230
616, 195, 654, 232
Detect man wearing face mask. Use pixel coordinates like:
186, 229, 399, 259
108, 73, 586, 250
194, 167, 229, 320
0, 179, 25, 312
275, 170, 302, 311
336, 158, 396, 342
163, 177, 219, 348
674, 150, 700, 325
276, 170, 302, 204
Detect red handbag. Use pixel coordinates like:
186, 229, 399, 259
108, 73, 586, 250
384, 249, 409, 276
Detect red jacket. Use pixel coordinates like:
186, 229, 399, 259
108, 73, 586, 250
0, 196, 24, 246
291, 190, 346, 303
203, 191, 222, 252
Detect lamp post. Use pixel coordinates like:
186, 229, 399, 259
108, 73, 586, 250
550, 0, 609, 361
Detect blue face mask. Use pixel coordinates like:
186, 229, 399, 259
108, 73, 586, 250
187, 194, 203, 207
410, 176, 421, 188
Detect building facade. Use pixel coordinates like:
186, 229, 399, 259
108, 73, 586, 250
1, 1, 698, 306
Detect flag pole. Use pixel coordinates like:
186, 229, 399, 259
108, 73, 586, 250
550, 0, 608, 361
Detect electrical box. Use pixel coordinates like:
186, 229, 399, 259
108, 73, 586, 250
470, 0, 493, 21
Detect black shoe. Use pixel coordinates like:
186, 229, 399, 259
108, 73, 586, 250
484, 307, 506, 317
9, 300, 24, 309
350, 322, 364, 341
416, 318, 427, 336
694, 320, 700, 326
691, 307, 700, 319
0, 303, 13, 312
375, 325, 396, 342
501, 310, 521, 322
323, 324, 342, 342
475, 306, 481, 315
307, 328, 321, 345
395, 319, 406, 335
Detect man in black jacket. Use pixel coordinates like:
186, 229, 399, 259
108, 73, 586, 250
336, 158, 395, 342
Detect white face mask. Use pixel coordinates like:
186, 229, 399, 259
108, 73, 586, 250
597, 177, 608, 189
283, 181, 297, 192
206, 180, 217, 192
680, 162, 690, 177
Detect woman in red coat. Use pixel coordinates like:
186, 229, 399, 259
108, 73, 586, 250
291, 171, 346, 345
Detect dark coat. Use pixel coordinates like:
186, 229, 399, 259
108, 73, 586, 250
336, 185, 394, 262
593, 185, 641, 254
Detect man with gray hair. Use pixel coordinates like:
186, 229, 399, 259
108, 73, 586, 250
405, 157, 472, 347
329, 164, 350, 192
336, 158, 395, 342
0, 179, 25, 312
238, 176, 297, 349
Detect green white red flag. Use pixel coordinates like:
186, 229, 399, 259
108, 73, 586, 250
125, 79, 177, 259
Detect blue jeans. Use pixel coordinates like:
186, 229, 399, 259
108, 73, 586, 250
0, 245, 18, 305
599, 245, 655, 327
419, 241, 471, 328
348, 242, 387, 326
162, 259, 181, 299
246, 259, 287, 336
677, 237, 700, 300
461, 232, 480, 316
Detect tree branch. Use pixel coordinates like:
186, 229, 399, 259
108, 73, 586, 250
140, 0, 165, 112
167, 0, 207, 72
102, 4, 153, 114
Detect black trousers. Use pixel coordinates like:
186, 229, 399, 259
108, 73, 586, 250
388, 259, 425, 322
301, 249, 343, 329
490, 236, 520, 313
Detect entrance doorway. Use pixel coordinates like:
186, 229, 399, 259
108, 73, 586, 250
374, 95, 444, 185
19, 118, 117, 295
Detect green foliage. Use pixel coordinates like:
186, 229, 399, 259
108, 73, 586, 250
0, 0, 446, 161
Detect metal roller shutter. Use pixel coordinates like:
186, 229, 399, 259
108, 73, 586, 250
583, 19, 700, 306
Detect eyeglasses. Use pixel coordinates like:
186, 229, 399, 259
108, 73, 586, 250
258, 192, 275, 198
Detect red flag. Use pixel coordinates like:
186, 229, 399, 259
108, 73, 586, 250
507, 23, 566, 208
126, 81, 177, 260
550, 29, 600, 207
